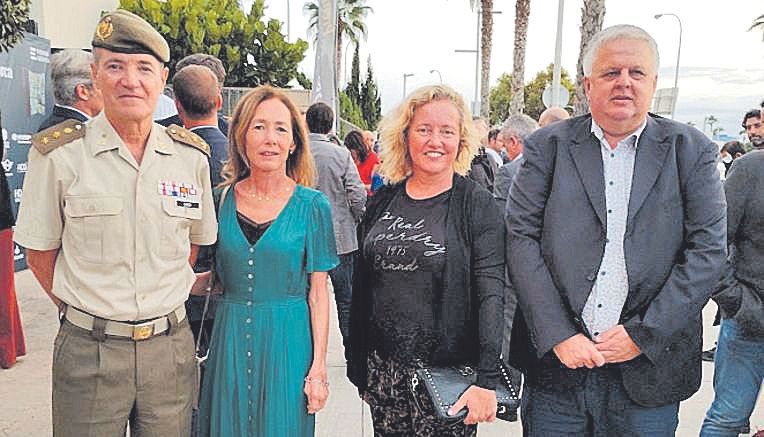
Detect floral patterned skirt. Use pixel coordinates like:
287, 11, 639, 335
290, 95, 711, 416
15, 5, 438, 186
363, 351, 477, 437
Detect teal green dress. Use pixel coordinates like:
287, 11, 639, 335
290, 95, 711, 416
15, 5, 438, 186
199, 185, 338, 437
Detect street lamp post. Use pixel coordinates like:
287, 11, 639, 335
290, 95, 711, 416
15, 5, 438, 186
655, 13, 683, 119
403, 73, 414, 98
456, 6, 501, 115
430, 69, 443, 83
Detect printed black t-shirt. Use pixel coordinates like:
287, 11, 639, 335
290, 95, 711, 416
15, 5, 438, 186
363, 188, 450, 362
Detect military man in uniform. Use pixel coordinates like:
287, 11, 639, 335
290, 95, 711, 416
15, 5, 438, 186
14, 10, 217, 436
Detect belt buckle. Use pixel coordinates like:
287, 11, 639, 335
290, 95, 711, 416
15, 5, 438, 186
132, 323, 154, 341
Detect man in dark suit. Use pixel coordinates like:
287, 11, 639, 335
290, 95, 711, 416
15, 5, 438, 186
37, 50, 103, 132
173, 64, 228, 357
493, 114, 538, 206
157, 53, 229, 135
506, 25, 727, 436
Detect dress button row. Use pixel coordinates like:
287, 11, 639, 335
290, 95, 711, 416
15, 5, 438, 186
247, 351, 252, 357
249, 248, 254, 253
246, 318, 251, 323
247, 273, 253, 279
248, 259, 254, 266
247, 301, 252, 306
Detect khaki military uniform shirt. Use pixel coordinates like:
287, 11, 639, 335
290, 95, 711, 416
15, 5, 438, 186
14, 113, 218, 321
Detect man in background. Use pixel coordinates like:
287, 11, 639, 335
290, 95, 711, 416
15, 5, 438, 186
493, 114, 538, 205
173, 65, 230, 358
38, 49, 103, 131
306, 102, 366, 349
158, 53, 229, 136
538, 106, 570, 128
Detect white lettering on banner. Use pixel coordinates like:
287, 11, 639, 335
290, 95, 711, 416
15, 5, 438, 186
16, 162, 27, 173
2, 158, 14, 175
0, 66, 12, 79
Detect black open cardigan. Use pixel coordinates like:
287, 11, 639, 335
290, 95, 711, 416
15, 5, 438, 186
347, 174, 505, 392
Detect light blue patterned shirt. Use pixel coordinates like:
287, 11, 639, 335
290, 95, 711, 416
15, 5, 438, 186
582, 119, 646, 338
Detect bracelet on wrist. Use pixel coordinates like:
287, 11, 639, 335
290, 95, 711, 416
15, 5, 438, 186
304, 376, 329, 387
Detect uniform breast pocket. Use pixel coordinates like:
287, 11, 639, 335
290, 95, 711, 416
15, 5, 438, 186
161, 196, 203, 259
64, 195, 124, 264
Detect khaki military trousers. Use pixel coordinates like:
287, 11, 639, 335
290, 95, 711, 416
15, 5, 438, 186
52, 315, 195, 437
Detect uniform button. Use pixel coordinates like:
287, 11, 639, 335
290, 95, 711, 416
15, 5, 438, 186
246, 334, 251, 339
610, 153, 615, 158
248, 416, 253, 421
247, 301, 252, 306
609, 181, 614, 186
247, 273, 253, 279
248, 260, 254, 265
597, 304, 603, 308
249, 248, 254, 253
247, 385, 252, 390
594, 331, 600, 336
246, 318, 251, 323
247, 351, 252, 357
607, 209, 612, 214
248, 287, 252, 291
247, 368, 252, 374
600, 271, 606, 276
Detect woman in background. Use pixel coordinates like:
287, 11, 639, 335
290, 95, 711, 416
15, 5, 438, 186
345, 130, 380, 195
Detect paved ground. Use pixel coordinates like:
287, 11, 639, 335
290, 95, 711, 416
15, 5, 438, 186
1, 269, 761, 436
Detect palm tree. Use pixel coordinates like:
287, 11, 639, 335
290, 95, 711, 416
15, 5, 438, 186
472, 0, 494, 118
509, 0, 530, 116
305, 0, 372, 87
573, 0, 605, 115
749, 14, 764, 41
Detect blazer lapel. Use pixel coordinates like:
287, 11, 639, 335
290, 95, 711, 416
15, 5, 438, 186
569, 120, 607, 227
627, 117, 672, 226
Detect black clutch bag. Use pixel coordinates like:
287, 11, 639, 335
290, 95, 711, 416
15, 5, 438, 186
409, 360, 521, 423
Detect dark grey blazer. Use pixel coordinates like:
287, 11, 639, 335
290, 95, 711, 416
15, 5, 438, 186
309, 133, 367, 255
493, 155, 524, 205
37, 105, 88, 132
506, 114, 727, 407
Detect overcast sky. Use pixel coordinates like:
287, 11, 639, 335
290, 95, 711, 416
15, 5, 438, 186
251, 0, 764, 138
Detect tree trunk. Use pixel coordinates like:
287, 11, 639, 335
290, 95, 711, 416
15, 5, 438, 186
574, 0, 605, 116
336, 20, 344, 88
509, 0, 530, 116
479, 0, 493, 118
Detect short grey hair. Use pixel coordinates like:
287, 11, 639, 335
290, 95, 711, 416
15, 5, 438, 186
582, 24, 660, 77
50, 49, 94, 106
501, 114, 539, 144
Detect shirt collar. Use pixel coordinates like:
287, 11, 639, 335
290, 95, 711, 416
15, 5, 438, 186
58, 104, 91, 120
89, 112, 175, 156
189, 125, 218, 132
309, 132, 331, 142
590, 118, 647, 150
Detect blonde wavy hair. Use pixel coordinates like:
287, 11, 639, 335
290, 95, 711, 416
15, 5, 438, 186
377, 84, 479, 184
221, 85, 316, 187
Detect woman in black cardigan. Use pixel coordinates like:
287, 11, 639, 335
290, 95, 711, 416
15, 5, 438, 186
347, 85, 505, 436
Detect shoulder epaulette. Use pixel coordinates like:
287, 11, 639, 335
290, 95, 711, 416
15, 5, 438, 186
166, 124, 211, 157
31, 119, 86, 155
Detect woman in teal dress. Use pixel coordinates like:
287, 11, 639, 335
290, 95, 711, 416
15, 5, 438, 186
194, 85, 339, 436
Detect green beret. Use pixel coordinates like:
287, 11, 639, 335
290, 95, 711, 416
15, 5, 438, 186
91, 9, 170, 63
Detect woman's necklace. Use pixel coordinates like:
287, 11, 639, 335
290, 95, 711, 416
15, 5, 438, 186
240, 181, 292, 201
